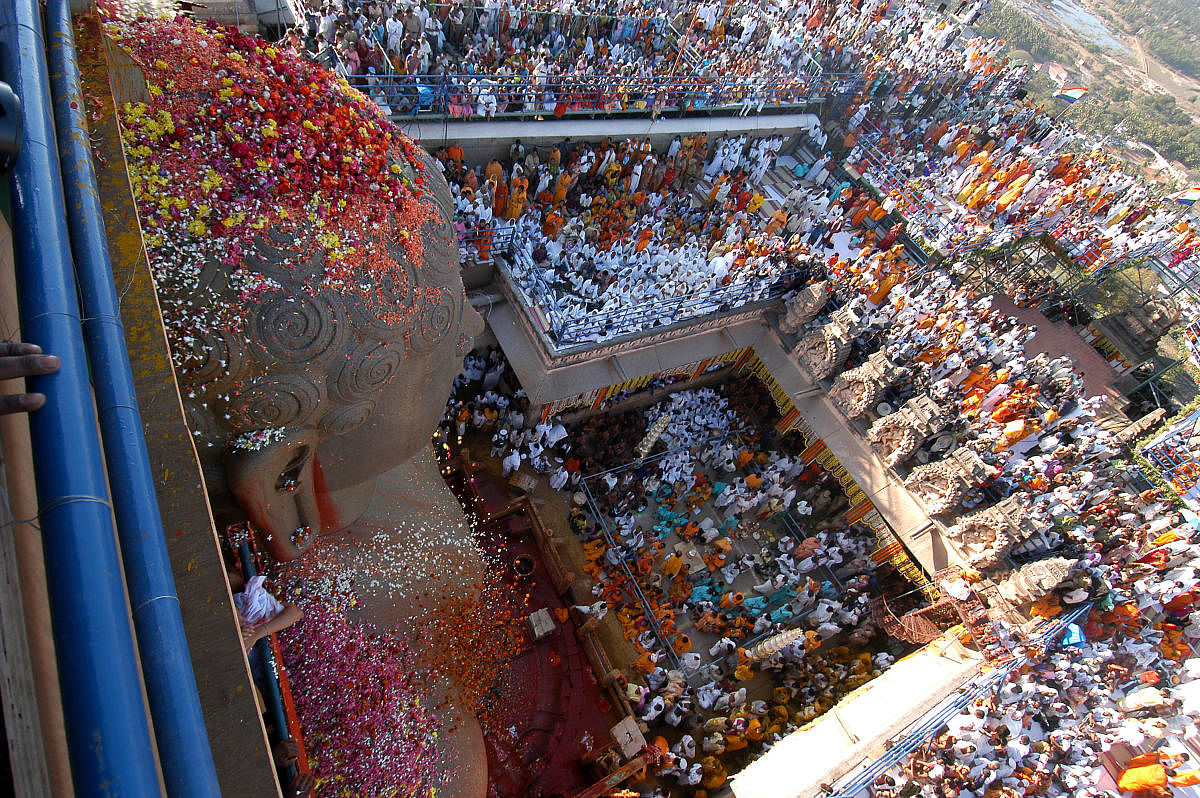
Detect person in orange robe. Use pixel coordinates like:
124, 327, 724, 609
492, 175, 508, 219
542, 209, 563, 238
630, 650, 658, 675
764, 207, 788, 235
553, 171, 574, 204
506, 176, 527, 220
483, 158, 504, 187
634, 228, 654, 253
1118, 750, 1187, 797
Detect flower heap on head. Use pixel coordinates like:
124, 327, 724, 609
104, 13, 457, 444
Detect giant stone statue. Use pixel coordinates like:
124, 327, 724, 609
110, 14, 489, 795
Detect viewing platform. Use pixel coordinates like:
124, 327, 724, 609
355, 70, 860, 125
398, 108, 824, 156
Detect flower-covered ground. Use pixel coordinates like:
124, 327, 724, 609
275, 522, 529, 795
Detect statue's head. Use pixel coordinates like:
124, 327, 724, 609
114, 16, 482, 559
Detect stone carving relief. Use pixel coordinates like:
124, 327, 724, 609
903, 447, 997, 516
945, 495, 1043, 570
792, 306, 861, 381
995, 557, 1076, 605
827, 350, 909, 419
867, 395, 947, 468
778, 280, 831, 335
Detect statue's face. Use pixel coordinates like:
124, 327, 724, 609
206, 152, 483, 560
114, 16, 483, 560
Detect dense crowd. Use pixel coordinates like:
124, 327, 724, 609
848, 89, 1199, 274
432, 125, 1200, 798
435, 130, 849, 343
443, 362, 909, 791
289, 0, 869, 117
110, 0, 1200, 793
276, 0, 1200, 794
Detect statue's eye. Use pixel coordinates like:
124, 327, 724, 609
276, 445, 310, 494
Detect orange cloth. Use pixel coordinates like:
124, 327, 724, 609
1171, 770, 1200, 786
1117, 764, 1168, 794
1127, 752, 1168, 768
553, 172, 573, 204
1165, 589, 1200, 614
630, 652, 656, 675
764, 208, 787, 235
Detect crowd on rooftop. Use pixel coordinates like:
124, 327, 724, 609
847, 81, 1198, 274
285, 0, 967, 118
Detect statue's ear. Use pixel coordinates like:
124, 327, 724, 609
225, 429, 321, 562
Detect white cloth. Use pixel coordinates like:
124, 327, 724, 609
233, 575, 284, 625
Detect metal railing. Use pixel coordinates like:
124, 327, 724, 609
456, 223, 516, 265
351, 71, 861, 121
828, 602, 1092, 798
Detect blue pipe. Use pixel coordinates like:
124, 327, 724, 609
44, 2, 221, 796
0, 1, 162, 795
238, 541, 297, 786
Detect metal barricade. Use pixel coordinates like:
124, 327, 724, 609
351, 71, 862, 121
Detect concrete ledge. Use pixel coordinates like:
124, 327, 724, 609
731, 633, 983, 798
487, 299, 768, 407
397, 111, 822, 160
750, 334, 956, 572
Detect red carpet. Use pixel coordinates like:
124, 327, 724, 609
448, 467, 613, 798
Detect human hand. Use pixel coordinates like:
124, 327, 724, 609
289, 771, 316, 797
0, 341, 60, 414
273, 738, 300, 768
240, 622, 261, 652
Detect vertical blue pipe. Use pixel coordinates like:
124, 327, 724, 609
0, 0, 162, 795
238, 541, 297, 786
44, 2, 221, 796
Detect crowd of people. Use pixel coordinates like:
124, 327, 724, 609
873, 527, 1200, 798
439, 303, 1200, 796
304, 0, 1200, 794
448, 366, 912, 791
434, 129, 849, 344
293, 0, 1198, 319
286, 0, 872, 119
848, 89, 1199, 275
427, 130, 1200, 798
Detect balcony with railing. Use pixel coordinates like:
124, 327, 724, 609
493, 232, 805, 355
351, 70, 862, 123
